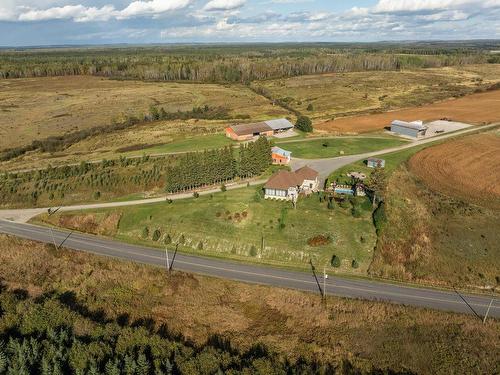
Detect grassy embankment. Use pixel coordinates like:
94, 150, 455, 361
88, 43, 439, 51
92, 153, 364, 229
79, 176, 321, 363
36, 185, 376, 274
0, 234, 498, 374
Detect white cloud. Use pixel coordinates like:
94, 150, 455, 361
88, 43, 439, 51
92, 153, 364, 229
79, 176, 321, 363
118, 0, 191, 19
1, 0, 499, 43
203, 0, 246, 12
2, 0, 191, 22
18, 4, 115, 22
373, 0, 500, 13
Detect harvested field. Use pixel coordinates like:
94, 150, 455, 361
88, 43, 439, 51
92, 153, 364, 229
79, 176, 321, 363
316, 89, 500, 134
408, 132, 500, 208
0, 76, 288, 150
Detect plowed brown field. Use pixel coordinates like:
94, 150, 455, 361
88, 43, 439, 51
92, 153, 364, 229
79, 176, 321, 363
316, 89, 500, 134
408, 132, 500, 208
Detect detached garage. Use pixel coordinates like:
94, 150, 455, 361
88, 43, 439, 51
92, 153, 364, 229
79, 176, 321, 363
391, 120, 427, 138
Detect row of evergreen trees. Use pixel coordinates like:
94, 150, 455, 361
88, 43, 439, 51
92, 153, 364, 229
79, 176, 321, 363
165, 137, 271, 193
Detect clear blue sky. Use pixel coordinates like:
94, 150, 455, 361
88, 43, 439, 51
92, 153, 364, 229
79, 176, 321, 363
0, 0, 498, 46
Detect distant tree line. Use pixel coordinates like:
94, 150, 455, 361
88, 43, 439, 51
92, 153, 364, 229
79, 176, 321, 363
165, 137, 271, 192
0, 45, 495, 82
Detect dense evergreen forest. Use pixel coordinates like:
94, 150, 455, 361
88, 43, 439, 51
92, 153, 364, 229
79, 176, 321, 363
1, 42, 499, 82
0, 285, 399, 375
164, 137, 271, 193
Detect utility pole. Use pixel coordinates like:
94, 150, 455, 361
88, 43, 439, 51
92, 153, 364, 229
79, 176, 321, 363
453, 287, 481, 321
323, 267, 328, 300
309, 258, 324, 300
57, 230, 73, 249
169, 243, 179, 272
47, 207, 61, 249
483, 298, 495, 324
49, 227, 57, 249
165, 247, 170, 273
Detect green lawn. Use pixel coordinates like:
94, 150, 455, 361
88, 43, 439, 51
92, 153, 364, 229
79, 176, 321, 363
278, 137, 408, 159
327, 143, 437, 184
44, 186, 377, 274
125, 134, 234, 156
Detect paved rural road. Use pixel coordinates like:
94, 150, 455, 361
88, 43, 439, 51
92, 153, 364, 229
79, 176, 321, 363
0, 219, 498, 318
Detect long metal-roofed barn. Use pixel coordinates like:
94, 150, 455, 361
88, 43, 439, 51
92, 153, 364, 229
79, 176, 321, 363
391, 120, 428, 138
226, 118, 294, 141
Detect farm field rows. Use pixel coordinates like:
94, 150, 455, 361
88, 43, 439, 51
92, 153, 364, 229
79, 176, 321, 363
316, 89, 500, 134
0, 76, 289, 150
257, 65, 500, 121
36, 185, 377, 273
408, 132, 500, 208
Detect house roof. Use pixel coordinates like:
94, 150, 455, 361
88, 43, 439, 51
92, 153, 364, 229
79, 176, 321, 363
230, 122, 272, 136
367, 157, 385, 162
271, 146, 292, 157
265, 170, 302, 190
229, 118, 293, 136
264, 118, 294, 131
294, 166, 319, 180
391, 120, 427, 131
265, 166, 318, 190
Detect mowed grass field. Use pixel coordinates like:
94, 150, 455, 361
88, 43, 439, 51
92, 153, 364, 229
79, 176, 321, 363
257, 65, 500, 121
2, 235, 498, 374
327, 142, 435, 184
408, 131, 500, 209
38, 185, 377, 273
0, 76, 289, 150
317, 89, 500, 134
279, 136, 408, 159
